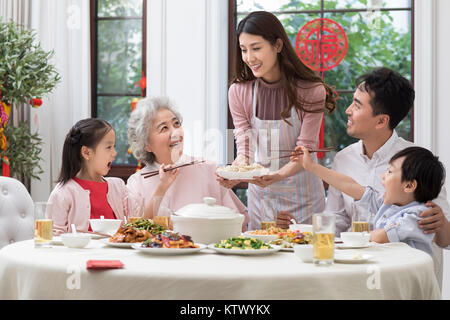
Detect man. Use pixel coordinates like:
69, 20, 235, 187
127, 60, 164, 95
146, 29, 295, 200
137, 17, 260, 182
278, 68, 449, 284
324, 68, 449, 240
321, 67, 449, 285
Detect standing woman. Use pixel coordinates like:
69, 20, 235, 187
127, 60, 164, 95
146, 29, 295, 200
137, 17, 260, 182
218, 11, 336, 230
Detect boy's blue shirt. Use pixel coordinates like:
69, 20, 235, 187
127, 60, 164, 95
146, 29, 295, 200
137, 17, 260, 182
356, 186, 434, 256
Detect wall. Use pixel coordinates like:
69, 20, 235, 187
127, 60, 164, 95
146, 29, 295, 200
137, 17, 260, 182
415, 0, 450, 299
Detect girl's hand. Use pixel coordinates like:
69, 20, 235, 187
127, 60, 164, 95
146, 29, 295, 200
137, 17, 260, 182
158, 164, 179, 190
232, 154, 249, 166
216, 174, 241, 189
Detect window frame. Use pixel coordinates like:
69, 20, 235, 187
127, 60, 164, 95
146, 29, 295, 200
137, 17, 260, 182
90, 0, 147, 182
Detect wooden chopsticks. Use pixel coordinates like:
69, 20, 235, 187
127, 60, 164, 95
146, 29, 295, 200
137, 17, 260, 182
270, 146, 335, 160
140, 160, 205, 179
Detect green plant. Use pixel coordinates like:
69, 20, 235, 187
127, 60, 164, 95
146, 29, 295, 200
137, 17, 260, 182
2, 122, 43, 180
0, 19, 60, 106
0, 18, 60, 179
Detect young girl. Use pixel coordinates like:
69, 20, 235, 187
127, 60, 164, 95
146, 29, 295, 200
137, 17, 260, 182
293, 146, 445, 256
47, 118, 143, 235
217, 11, 337, 230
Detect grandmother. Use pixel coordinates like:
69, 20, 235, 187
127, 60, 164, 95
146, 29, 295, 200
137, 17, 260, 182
127, 96, 248, 230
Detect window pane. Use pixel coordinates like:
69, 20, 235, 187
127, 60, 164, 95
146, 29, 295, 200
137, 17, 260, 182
98, 0, 142, 17
237, 0, 320, 12
324, 0, 411, 10
320, 93, 358, 167
97, 19, 142, 95
97, 96, 138, 165
237, 13, 321, 42
323, 10, 411, 91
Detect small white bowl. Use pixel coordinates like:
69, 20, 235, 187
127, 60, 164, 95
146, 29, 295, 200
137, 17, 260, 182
89, 219, 122, 236
289, 224, 313, 234
61, 233, 91, 248
294, 244, 313, 263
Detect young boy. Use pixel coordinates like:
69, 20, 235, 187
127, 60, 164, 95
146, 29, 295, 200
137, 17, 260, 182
292, 146, 445, 256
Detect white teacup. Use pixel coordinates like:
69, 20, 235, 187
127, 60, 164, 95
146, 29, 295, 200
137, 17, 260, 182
294, 244, 313, 263
340, 232, 370, 247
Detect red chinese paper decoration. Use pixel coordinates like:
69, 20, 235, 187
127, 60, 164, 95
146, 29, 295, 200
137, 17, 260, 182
296, 18, 348, 158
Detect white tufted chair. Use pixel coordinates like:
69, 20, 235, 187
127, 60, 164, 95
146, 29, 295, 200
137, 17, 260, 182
0, 177, 34, 248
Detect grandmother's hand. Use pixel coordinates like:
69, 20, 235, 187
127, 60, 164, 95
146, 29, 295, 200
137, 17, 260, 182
158, 164, 179, 190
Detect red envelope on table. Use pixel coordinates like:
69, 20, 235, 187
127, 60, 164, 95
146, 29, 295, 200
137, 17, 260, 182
86, 260, 124, 270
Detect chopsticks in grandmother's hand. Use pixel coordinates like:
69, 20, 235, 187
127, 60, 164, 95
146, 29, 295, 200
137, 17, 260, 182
140, 160, 206, 179
270, 146, 335, 160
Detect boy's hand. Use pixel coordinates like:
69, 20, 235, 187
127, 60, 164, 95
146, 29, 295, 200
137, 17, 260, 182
291, 146, 313, 171
369, 228, 389, 243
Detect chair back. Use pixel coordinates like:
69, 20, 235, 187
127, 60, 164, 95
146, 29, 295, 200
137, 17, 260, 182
0, 177, 34, 248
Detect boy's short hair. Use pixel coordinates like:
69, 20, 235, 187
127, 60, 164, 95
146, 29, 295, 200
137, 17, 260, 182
390, 146, 445, 203
357, 67, 415, 130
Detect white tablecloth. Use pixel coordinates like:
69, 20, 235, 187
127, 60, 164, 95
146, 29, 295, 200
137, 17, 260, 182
0, 240, 441, 300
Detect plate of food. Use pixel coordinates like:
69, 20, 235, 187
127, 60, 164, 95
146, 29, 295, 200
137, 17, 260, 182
243, 228, 281, 243
208, 236, 281, 255
132, 231, 206, 255
334, 252, 374, 264
216, 163, 269, 180
100, 238, 142, 248
108, 218, 165, 244
268, 229, 313, 251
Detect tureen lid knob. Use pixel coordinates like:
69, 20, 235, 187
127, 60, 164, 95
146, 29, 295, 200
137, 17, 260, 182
203, 197, 217, 206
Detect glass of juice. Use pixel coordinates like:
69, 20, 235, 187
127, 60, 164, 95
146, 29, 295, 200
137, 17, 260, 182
34, 202, 53, 248
351, 202, 373, 232
313, 212, 335, 266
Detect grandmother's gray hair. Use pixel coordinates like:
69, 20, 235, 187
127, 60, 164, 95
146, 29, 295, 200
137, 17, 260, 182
127, 96, 183, 165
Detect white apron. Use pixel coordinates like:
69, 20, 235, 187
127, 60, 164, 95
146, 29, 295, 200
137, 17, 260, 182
247, 79, 325, 230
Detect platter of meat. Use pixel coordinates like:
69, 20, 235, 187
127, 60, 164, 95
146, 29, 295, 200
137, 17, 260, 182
103, 218, 166, 248
132, 231, 206, 255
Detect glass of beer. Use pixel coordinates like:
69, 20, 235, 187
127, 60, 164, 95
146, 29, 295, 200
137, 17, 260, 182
351, 202, 372, 232
34, 202, 53, 248
312, 212, 335, 266
261, 194, 277, 230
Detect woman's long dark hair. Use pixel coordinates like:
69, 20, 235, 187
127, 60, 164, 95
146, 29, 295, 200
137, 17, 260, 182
232, 11, 337, 124
57, 118, 113, 185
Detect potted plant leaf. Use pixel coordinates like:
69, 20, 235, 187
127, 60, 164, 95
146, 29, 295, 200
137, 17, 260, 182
0, 18, 60, 181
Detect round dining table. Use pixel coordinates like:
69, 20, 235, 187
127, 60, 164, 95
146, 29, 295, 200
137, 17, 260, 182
0, 239, 441, 300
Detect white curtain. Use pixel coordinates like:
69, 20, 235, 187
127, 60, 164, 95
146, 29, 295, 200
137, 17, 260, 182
147, 0, 229, 165
0, 0, 30, 25
28, 0, 91, 201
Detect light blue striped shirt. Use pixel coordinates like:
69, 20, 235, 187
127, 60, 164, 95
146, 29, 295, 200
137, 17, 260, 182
356, 186, 434, 256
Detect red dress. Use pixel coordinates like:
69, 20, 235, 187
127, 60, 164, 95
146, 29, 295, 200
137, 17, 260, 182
73, 177, 117, 230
